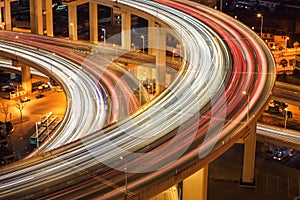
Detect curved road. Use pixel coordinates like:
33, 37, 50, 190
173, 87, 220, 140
0, 0, 276, 199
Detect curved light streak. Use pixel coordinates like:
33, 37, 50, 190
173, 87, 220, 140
0, 0, 276, 199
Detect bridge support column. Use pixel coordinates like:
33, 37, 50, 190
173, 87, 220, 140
183, 165, 208, 200
21, 66, 32, 94
121, 12, 131, 50
4, 0, 11, 30
241, 121, 257, 186
68, 5, 78, 41
0, 6, 2, 23
30, 0, 43, 35
89, 2, 98, 44
45, 0, 53, 36
149, 186, 179, 200
155, 29, 166, 94
148, 20, 157, 56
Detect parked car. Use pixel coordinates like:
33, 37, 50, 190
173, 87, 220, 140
21, 97, 30, 103
36, 94, 45, 99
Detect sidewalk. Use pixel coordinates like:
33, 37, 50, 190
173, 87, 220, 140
0, 87, 66, 160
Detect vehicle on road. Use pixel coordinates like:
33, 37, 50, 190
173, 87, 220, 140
273, 147, 294, 160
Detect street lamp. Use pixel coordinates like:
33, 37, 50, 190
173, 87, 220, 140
284, 108, 288, 129
14, 36, 19, 59
35, 121, 41, 147
141, 35, 145, 53
101, 28, 106, 44
242, 91, 250, 123
119, 156, 128, 198
257, 13, 263, 38
139, 80, 142, 106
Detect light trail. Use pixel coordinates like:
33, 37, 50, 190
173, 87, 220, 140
0, 0, 276, 199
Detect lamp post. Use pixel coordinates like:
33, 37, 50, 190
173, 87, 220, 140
131, 43, 135, 51
141, 35, 145, 53
257, 13, 263, 38
35, 121, 41, 147
242, 91, 250, 123
119, 156, 128, 198
139, 80, 142, 105
284, 108, 288, 129
101, 28, 106, 44
14, 35, 19, 59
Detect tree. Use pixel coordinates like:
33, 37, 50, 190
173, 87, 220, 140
0, 99, 10, 123
15, 97, 26, 123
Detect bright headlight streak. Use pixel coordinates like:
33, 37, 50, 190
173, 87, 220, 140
0, 42, 107, 151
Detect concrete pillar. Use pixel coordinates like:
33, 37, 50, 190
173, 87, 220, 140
68, 5, 78, 40
21, 66, 32, 94
30, 0, 43, 35
45, 0, 53, 36
0, 7, 2, 23
148, 20, 156, 56
89, 2, 98, 44
30, 0, 36, 33
241, 121, 257, 185
149, 186, 179, 200
110, 8, 114, 26
4, 0, 11, 30
155, 29, 166, 94
121, 12, 131, 50
183, 165, 208, 200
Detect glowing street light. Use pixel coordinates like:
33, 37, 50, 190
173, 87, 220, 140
141, 35, 145, 53
119, 156, 128, 198
257, 13, 263, 38
35, 121, 41, 147
101, 28, 106, 44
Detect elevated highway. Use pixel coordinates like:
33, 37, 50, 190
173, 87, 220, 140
272, 81, 300, 107
0, 0, 276, 199
257, 123, 300, 152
